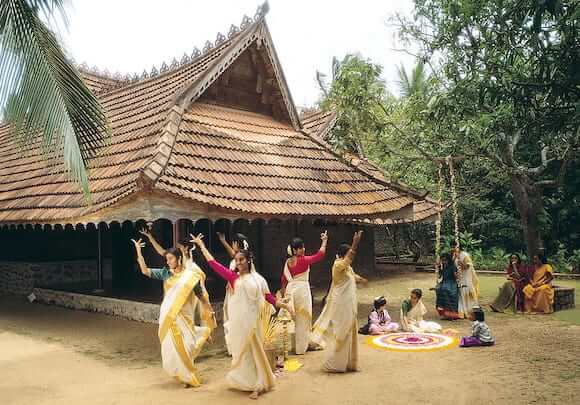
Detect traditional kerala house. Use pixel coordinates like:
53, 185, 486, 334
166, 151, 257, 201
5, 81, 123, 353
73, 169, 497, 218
0, 4, 425, 316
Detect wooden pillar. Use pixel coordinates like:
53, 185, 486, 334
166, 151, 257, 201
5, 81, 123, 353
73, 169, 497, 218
172, 220, 179, 247
95, 224, 104, 292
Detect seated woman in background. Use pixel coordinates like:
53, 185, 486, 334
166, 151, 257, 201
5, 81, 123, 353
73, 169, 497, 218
400, 288, 442, 333
435, 253, 461, 320
523, 254, 555, 314
490, 254, 529, 313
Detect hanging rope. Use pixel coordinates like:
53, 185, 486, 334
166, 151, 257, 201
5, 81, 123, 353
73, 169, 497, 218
446, 156, 460, 248
434, 162, 444, 275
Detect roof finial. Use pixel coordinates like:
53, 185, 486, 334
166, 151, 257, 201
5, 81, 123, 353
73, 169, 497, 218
240, 15, 252, 29
254, 1, 270, 21
191, 47, 201, 58
181, 53, 190, 65
150, 65, 158, 76
215, 32, 226, 46
170, 58, 179, 69
228, 24, 240, 38
203, 40, 213, 53
141, 70, 149, 79
160, 62, 169, 73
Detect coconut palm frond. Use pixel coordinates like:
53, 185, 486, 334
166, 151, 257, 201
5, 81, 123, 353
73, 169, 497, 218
259, 303, 284, 347
396, 63, 412, 98
0, 0, 109, 196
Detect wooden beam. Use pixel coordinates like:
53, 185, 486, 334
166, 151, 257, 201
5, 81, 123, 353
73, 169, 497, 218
256, 73, 263, 94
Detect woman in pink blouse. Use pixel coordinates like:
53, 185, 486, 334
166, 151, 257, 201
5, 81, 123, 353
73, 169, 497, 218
190, 233, 291, 399
280, 231, 328, 355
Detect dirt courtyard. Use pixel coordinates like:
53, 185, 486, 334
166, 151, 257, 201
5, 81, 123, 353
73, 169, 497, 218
1, 273, 579, 405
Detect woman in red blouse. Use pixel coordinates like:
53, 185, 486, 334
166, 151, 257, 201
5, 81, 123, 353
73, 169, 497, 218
281, 231, 328, 354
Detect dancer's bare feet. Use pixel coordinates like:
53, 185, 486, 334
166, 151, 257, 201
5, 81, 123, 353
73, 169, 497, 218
249, 390, 260, 399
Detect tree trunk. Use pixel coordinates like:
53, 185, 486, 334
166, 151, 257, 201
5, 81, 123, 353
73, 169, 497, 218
510, 173, 545, 259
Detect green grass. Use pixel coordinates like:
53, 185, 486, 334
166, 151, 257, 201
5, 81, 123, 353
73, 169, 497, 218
479, 275, 580, 326
553, 278, 580, 325
346, 273, 580, 326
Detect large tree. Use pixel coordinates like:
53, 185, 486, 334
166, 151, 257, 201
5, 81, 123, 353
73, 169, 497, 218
393, 0, 580, 257
0, 0, 109, 194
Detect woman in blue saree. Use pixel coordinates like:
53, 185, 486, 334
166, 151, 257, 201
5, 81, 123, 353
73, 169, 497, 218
435, 253, 460, 320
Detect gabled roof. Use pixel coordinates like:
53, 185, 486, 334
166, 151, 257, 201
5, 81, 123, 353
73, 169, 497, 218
0, 6, 419, 225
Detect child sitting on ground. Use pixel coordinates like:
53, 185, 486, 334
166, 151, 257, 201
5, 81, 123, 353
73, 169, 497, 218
460, 306, 495, 347
359, 296, 399, 334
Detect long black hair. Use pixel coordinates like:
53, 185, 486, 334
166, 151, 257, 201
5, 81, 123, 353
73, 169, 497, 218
411, 288, 423, 299
537, 253, 548, 264
374, 296, 387, 310
473, 307, 485, 322
288, 237, 304, 256
232, 233, 251, 251
510, 253, 522, 265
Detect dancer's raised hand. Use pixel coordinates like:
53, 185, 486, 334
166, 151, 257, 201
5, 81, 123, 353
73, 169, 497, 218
320, 230, 328, 242
131, 238, 145, 252
189, 233, 205, 247
139, 227, 153, 239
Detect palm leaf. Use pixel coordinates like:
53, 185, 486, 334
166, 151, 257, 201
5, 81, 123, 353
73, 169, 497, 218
0, 0, 109, 196
396, 63, 412, 98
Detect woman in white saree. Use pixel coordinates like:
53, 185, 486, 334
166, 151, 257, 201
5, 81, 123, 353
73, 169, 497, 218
280, 232, 328, 355
400, 288, 442, 333
310, 231, 367, 372
132, 239, 215, 388
217, 232, 257, 356
191, 234, 292, 399
454, 244, 480, 318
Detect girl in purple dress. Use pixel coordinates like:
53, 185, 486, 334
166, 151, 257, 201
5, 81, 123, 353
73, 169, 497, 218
367, 296, 399, 335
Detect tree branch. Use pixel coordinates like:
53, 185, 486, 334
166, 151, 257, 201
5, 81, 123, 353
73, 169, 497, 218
521, 146, 554, 175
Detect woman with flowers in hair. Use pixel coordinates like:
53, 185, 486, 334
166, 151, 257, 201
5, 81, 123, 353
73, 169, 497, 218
217, 232, 256, 355
191, 233, 292, 399
280, 231, 328, 355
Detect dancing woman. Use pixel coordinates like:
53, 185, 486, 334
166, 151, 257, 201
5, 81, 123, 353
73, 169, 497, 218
191, 234, 292, 399
132, 238, 215, 388
217, 232, 255, 355
311, 231, 367, 372
281, 231, 328, 354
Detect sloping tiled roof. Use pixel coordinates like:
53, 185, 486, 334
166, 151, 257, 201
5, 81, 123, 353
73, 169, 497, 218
300, 109, 442, 224
0, 11, 418, 225
79, 70, 126, 95
155, 102, 414, 216
301, 109, 336, 141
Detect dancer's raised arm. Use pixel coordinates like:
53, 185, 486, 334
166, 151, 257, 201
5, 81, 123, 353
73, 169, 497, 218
217, 232, 236, 259
191, 233, 237, 284
132, 238, 152, 277
343, 230, 363, 266
139, 227, 167, 257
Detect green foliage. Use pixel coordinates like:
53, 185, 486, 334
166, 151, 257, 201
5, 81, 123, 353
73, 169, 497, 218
396, 60, 430, 98
319, 54, 389, 156
0, 0, 109, 196
317, 0, 580, 260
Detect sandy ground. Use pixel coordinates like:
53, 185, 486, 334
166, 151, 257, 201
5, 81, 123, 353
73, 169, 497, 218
1, 273, 579, 405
